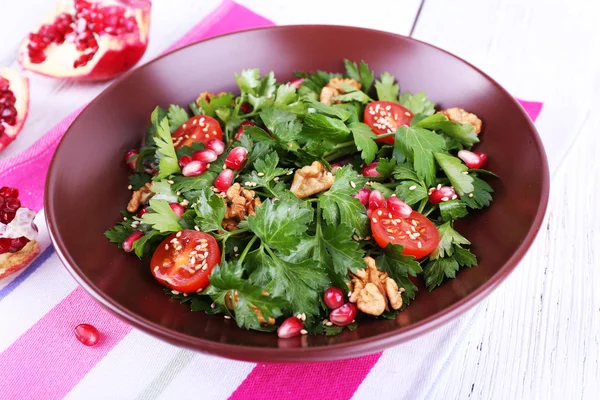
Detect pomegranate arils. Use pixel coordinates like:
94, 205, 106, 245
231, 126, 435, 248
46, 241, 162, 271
74, 323, 100, 346
169, 203, 185, 218
214, 169, 234, 192
277, 316, 304, 339
136, 207, 148, 218
368, 189, 387, 210
182, 160, 208, 177
329, 303, 357, 327
206, 139, 225, 155
236, 120, 255, 141
9, 237, 30, 253
362, 162, 381, 177
429, 185, 457, 204
192, 149, 218, 163
0, 186, 19, 199
240, 102, 252, 114
458, 150, 487, 169
122, 230, 143, 252
0, 238, 11, 253
4, 198, 21, 212
224, 147, 248, 170
288, 78, 304, 89
124, 149, 139, 170
178, 154, 192, 169
388, 195, 412, 218
324, 287, 345, 309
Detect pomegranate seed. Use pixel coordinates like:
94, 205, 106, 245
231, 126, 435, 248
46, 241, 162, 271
224, 147, 248, 170
124, 149, 139, 170
240, 102, 252, 114
368, 190, 386, 210
122, 230, 144, 252
0, 196, 4, 209
74, 324, 100, 346
429, 186, 457, 204
192, 149, 218, 163
367, 208, 373, 219
4, 198, 21, 212
353, 187, 371, 206
169, 203, 185, 218
178, 154, 192, 169
362, 162, 381, 177
0, 211, 15, 224
236, 120, 255, 141
277, 316, 304, 339
136, 207, 148, 218
214, 169, 234, 192
329, 303, 357, 327
388, 195, 412, 218
288, 78, 304, 89
323, 287, 345, 309
181, 160, 208, 177
206, 139, 225, 155
9, 237, 29, 252
0, 186, 18, 199
458, 150, 487, 169
0, 238, 11, 254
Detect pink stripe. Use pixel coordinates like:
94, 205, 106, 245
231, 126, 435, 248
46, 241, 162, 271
229, 353, 382, 400
517, 99, 543, 122
0, 287, 132, 399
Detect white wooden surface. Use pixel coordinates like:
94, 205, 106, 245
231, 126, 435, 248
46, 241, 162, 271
0, 0, 598, 398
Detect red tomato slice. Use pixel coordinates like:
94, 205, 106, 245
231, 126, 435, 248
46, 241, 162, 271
150, 230, 221, 293
363, 101, 413, 144
171, 115, 223, 149
370, 208, 440, 259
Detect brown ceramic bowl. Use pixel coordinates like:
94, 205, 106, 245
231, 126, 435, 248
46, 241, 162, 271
46, 25, 549, 362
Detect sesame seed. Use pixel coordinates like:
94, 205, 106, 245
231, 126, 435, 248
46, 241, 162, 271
462, 171, 469, 175
257, 172, 265, 177
273, 177, 279, 182
200, 239, 208, 243
167, 180, 174, 184
202, 125, 209, 132
153, 266, 159, 272
408, 234, 416, 240
388, 213, 393, 218
190, 256, 196, 264
326, 322, 333, 326
386, 227, 394, 233
123, 217, 128, 221
411, 226, 417, 232
452, 194, 458, 200
171, 290, 180, 295
202, 265, 208, 271
199, 118, 205, 123
301, 329, 308, 335
224, 315, 231, 320
205, 134, 210, 138
372, 217, 378, 223
192, 119, 197, 125
417, 241, 422, 248
182, 124, 187, 129
233, 246, 239, 252
441, 197, 449, 202
409, 185, 417, 191
350, 181, 356, 188
405, 111, 411, 117
127, 185, 132, 190
389, 236, 395, 240
391, 220, 398, 226
190, 250, 197, 255
176, 191, 181, 195
176, 231, 182, 237
212, 131, 217, 135
414, 232, 421, 237
353, 234, 360, 241
286, 170, 294, 175
375, 104, 380, 112
469, 193, 474, 198
210, 302, 216, 308
412, 220, 419, 226
437, 184, 442, 190
377, 210, 383, 216
405, 230, 412, 235
194, 225, 200, 231
165, 244, 169, 250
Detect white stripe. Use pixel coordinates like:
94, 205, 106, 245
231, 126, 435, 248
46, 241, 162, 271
64, 329, 181, 400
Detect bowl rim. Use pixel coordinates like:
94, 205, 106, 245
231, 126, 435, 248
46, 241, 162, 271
45, 24, 550, 362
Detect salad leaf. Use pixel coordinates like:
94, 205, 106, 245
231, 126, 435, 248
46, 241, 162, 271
415, 114, 479, 147
453, 245, 478, 267
439, 200, 468, 221
150, 180, 179, 203
398, 90, 436, 116
302, 113, 350, 140
167, 105, 189, 132
430, 222, 470, 260
333, 84, 373, 104
319, 166, 369, 236
248, 71, 277, 111
240, 152, 291, 196
462, 176, 494, 209
375, 158, 397, 178
198, 93, 234, 118
171, 158, 224, 197
393, 163, 421, 181
128, 173, 151, 191
375, 244, 422, 305
193, 188, 226, 233
321, 223, 365, 277
395, 126, 446, 186
349, 122, 378, 164
259, 108, 302, 146
344, 59, 374, 92
274, 84, 298, 107
395, 180, 428, 206
141, 199, 182, 233
295, 70, 341, 98
422, 257, 459, 291
133, 231, 164, 258
104, 222, 134, 248
434, 152, 474, 196
153, 117, 181, 180
308, 101, 353, 121
235, 68, 261, 94
374, 72, 399, 102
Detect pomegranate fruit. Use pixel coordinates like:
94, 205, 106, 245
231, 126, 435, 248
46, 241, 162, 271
458, 149, 488, 169
236, 120, 255, 141
181, 160, 208, 177
387, 195, 412, 218
18, 0, 151, 81
0, 69, 29, 152
323, 287, 345, 310
206, 138, 225, 155
368, 189, 386, 211
124, 148, 138, 170
192, 149, 218, 163
74, 323, 100, 346
277, 316, 304, 339
214, 168, 234, 192
362, 162, 381, 177
224, 147, 248, 170
428, 185, 457, 204
353, 187, 371, 206
0, 187, 38, 255
178, 154, 192, 169
169, 203, 185, 218
329, 303, 357, 327
122, 229, 143, 252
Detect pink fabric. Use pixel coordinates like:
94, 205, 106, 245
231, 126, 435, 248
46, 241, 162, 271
0, 287, 132, 400
517, 99, 543, 122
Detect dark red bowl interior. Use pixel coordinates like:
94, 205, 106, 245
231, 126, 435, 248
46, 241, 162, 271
45, 25, 549, 362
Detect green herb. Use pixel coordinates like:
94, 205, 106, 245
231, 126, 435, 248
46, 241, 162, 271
104, 222, 134, 247
240, 152, 292, 197
315, 222, 365, 288
375, 158, 397, 177
349, 122, 378, 164
395, 180, 428, 206
198, 93, 234, 117
133, 230, 164, 258
193, 188, 226, 233
415, 114, 479, 147
375, 244, 422, 305
398, 90, 435, 116
141, 199, 182, 233
434, 152, 474, 196
439, 200, 468, 221
395, 126, 446, 186
308, 101, 353, 121
374, 72, 399, 102
128, 173, 151, 190
344, 59, 374, 92
167, 105, 189, 132
422, 257, 459, 291
461, 176, 494, 209
153, 117, 181, 180
333, 84, 373, 104
430, 222, 470, 260
171, 158, 224, 197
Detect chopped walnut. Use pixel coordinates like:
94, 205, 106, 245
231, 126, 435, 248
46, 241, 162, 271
126, 182, 153, 213
196, 91, 228, 106
224, 290, 275, 325
348, 256, 405, 316
290, 161, 334, 199
439, 107, 482, 134
221, 183, 262, 231
319, 78, 362, 105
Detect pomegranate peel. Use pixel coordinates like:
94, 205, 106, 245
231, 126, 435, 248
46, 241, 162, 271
0, 69, 29, 153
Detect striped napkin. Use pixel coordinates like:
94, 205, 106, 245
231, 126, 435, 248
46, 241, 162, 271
0, 1, 543, 399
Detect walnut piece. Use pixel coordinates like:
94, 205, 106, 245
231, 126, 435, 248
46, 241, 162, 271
439, 107, 483, 134
221, 183, 262, 231
290, 161, 335, 199
224, 290, 275, 325
196, 91, 228, 106
319, 78, 362, 105
126, 182, 153, 213
349, 256, 405, 316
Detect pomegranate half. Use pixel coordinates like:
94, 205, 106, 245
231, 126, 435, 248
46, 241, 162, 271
0, 69, 29, 152
18, 0, 151, 81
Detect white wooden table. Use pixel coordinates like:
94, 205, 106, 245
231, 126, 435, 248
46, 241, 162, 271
1, 0, 599, 398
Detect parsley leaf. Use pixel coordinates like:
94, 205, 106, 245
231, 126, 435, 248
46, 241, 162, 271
274, 84, 298, 107
393, 163, 421, 181
153, 117, 181, 180
171, 158, 224, 198
133, 231, 164, 258
434, 152, 474, 196
248, 71, 276, 112
395, 180, 428, 206
461, 176, 494, 209
150, 180, 178, 203
422, 257, 459, 291
104, 222, 134, 248
141, 199, 182, 233
398, 90, 436, 116
453, 245, 478, 267
246, 197, 313, 254
295, 70, 340, 96
259, 108, 302, 146
439, 200, 468, 221
319, 166, 369, 236
198, 93, 234, 118
308, 102, 353, 121
349, 122, 378, 164
375, 72, 399, 102
430, 222, 470, 260
207, 261, 287, 330
395, 126, 446, 186
333, 85, 373, 104
128, 173, 151, 190
193, 188, 226, 232
344, 59, 374, 92
320, 223, 365, 279
167, 105, 189, 132
375, 158, 397, 178
302, 113, 350, 140
415, 114, 479, 147
240, 152, 291, 196
375, 244, 422, 305
235, 68, 261, 94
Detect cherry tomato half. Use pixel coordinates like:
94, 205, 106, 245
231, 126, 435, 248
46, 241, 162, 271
363, 101, 413, 144
370, 208, 440, 259
150, 230, 221, 293
172, 115, 223, 149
